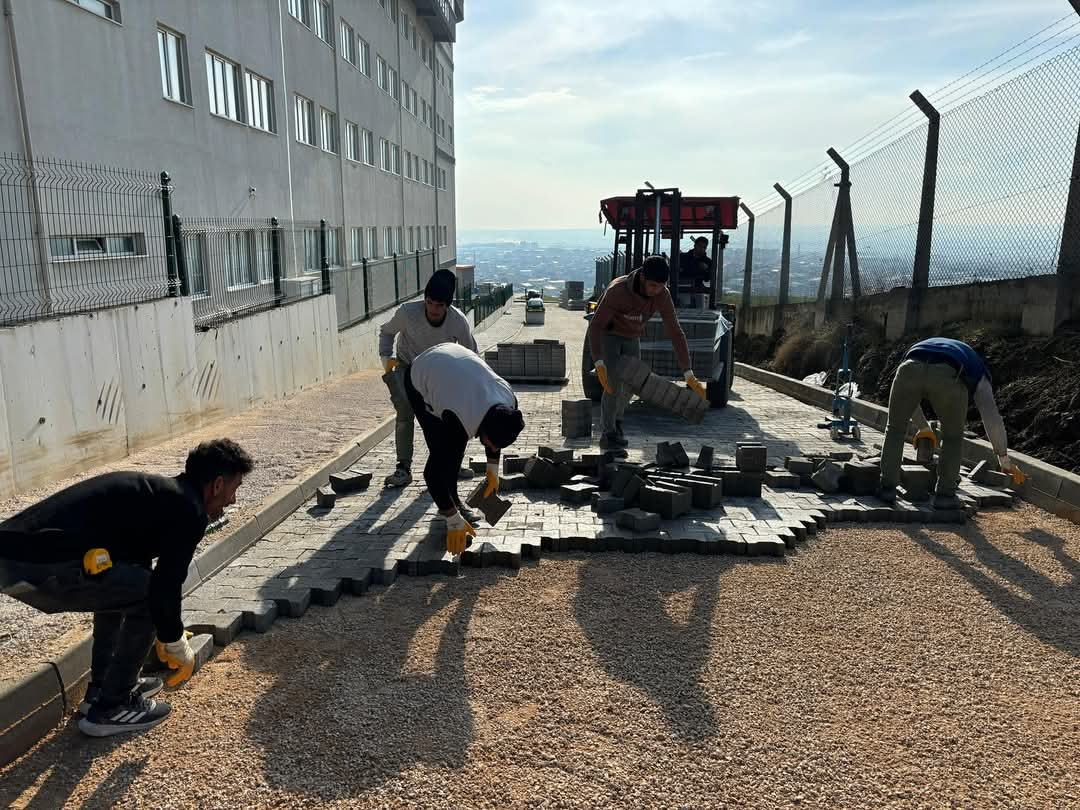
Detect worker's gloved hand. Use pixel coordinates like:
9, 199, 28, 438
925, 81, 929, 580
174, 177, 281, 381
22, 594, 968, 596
382, 357, 399, 374
999, 455, 1027, 487
445, 511, 476, 555
155, 635, 195, 687
913, 429, 939, 449
594, 360, 614, 395
684, 370, 707, 400
483, 463, 500, 498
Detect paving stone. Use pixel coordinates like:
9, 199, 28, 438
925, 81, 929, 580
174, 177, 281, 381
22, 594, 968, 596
561, 482, 600, 504
981, 470, 1012, 488
764, 470, 800, 489
651, 473, 723, 509
503, 455, 528, 474
695, 445, 715, 470
186, 611, 244, 646
615, 508, 662, 532
258, 586, 312, 618
736, 444, 768, 473
668, 441, 691, 467
785, 457, 816, 476
967, 459, 989, 482
524, 455, 562, 488
829, 451, 854, 462
469, 456, 490, 474
316, 486, 336, 508
329, 470, 372, 494
900, 465, 932, 500
500, 473, 528, 492
622, 475, 646, 507
639, 484, 692, 519
843, 460, 881, 495
539, 446, 575, 464
466, 480, 513, 526
591, 494, 625, 514
811, 461, 844, 493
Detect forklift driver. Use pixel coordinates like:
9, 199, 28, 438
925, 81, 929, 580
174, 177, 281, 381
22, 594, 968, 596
678, 237, 713, 294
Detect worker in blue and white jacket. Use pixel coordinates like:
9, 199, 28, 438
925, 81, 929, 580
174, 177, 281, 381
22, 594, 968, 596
879, 337, 1022, 507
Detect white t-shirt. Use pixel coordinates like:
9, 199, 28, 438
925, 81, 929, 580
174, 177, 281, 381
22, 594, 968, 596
410, 343, 517, 438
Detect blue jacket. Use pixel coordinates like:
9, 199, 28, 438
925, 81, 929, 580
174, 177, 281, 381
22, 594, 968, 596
904, 338, 990, 395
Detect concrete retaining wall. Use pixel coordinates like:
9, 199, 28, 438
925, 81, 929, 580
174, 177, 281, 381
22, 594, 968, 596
736, 362, 1080, 524
742, 275, 1063, 340
0, 291, 506, 499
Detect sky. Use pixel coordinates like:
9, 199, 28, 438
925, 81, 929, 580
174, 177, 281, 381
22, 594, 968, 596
452, 0, 1077, 230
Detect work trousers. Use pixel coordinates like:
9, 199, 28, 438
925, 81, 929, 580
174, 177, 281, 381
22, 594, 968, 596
600, 333, 640, 434
404, 368, 470, 512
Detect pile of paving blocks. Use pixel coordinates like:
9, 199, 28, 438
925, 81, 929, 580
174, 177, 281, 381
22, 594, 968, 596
614, 355, 709, 424
315, 468, 373, 509
561, 280, 586, 310
640, 310, 724, 380
484, 339, 567, 382
561, 398, 594, 438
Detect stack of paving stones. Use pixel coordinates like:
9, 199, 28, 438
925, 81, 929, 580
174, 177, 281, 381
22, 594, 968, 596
561, 399, 594, 439
180, 440, 1020, 648
614, 355, 709, 424
484, 339, 567, 381
561, 280, 586, 310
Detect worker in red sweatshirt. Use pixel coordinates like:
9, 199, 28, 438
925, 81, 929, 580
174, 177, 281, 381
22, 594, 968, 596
588, 255, 707, 450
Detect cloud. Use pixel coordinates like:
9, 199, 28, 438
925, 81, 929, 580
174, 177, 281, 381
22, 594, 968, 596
755, 30, 812, 54
464, 87, 576, 113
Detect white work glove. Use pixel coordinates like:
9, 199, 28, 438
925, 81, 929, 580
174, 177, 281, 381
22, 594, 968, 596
484, 463, 499, 498
445, 510, 476, 555
155, 635, 195, 687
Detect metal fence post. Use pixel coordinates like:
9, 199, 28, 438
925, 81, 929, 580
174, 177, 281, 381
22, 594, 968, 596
415, 249, 422, 293
1054, 119, 1080, 332
774, 183, 793, 334
361, 257, 370, 319
270, 216, 284, 305
161, 171, 179, 296
738, 202, 755, 335
170, 214, 189, 296
905, 90, 941, 334
393, 254, 400, 302
319, 219, 331, 293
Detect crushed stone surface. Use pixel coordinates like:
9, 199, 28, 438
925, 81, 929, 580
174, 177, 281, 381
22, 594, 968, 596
3, 504, 1078, 809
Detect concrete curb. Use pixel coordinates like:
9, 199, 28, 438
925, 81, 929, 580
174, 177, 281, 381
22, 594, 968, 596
735, 362, 1080, 524
0, 290, 515, 767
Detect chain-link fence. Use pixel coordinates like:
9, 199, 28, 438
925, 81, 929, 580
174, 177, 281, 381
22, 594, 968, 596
737, 39, 1080, 313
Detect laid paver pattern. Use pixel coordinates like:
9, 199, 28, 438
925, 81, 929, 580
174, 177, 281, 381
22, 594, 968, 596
181, 305, 1017, 645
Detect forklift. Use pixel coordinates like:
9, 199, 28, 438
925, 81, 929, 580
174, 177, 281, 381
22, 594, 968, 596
582, 187, 740, 407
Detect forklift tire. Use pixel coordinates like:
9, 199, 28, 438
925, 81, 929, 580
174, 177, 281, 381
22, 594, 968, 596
707, 375, 729, 408
581, 338, 604, 402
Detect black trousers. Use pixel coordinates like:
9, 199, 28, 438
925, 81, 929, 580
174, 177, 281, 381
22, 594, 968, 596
404, 367, 470, 512
0, 558, 155, 706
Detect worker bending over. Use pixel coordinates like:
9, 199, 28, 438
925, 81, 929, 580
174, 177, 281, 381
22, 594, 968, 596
379, 268, 478, 488
0, 439, 253, 736
588, 255, 707, 450
879, 337, 1021, 507
405, 343, 525, 554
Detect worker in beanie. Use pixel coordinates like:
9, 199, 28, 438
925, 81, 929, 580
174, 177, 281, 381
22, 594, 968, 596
879, 337, 1023, 508
379, 268, 478, 493
404, 343, 525, 554
587, 255, 707, 450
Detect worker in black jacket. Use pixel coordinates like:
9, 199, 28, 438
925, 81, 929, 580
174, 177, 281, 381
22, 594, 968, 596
0, 438, 253, 737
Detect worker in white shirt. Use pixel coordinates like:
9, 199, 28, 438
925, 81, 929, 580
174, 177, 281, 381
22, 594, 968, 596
404, 343, 526, 554
379, 269, 478, 488
879, 337, 1023, 508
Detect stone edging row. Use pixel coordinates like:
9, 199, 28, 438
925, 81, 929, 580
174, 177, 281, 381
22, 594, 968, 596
734, 362, 1080, 525
0, 299, 515, 767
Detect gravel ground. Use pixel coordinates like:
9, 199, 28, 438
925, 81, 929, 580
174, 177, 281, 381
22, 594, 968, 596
3, 503, 1078, 809
0, 306, 523, 687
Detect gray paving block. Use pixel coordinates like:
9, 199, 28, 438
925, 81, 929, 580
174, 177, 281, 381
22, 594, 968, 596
329, 470, 372, 494
615, 508, 662, 532
316, 486, 336, 508
785, 457, 815, 475
259, 586, 312, 618
186, 611, 244, 646
967, 459, 989, 482
811, 461, 844, 493
466, 480, 513, 526
561, 482, 599, 504
503, 455, 528, 474
524, 456, 561, 488
981, 470, 1012, 488
843, 460, 881, 495
639, 484, 692, 519
764, 470, 800, 489
900, 465, 932, 500
591, 495, 625, 514
829, 451, 854, 462
736, 444, 767, 473
539, 446, 574, 464
695, 445, 715, 470
622, 475, 646, 506
500, 473, 528, 491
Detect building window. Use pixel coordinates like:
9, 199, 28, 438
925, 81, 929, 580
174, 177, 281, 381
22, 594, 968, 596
224, 231, 255, 288
403, 151, 412, 180
206, 51, 242, 122
379, 138, 391, 172
401, 80, 409, 112
423, 160, 430, 186
157, 27, 190, 104
440, 225, 448, 247
407, 226, 415, 253
294, 94, 315, 145
410, 89, 418, 117
392, 144, 400, 175
184, 233, 208, 296
362, 129, 375, 165
377, 56, 387, 92
345, 121, 360, 161
314, 0, 331, 43
288, 0, 310, 27
49, 233, 143, 260
448, 125, 453, 145
384, 226, 393, 257
320, 108, 338, 153
388, 67, 398, 100
401, 12, 409, 40
302, 228, 320, 272
358, 38, 371, 76
351, 227, 363, 261
68, 0, 120, 22
395, 227, 403, 255
245, 71, 275, 133
367, 227, 378, 259
340, 21, 356, 65
326, 227, 341, 267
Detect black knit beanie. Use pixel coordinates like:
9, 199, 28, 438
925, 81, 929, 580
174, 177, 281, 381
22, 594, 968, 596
478, 405, 525, 449
641, 255, 670, 283
425, 269, 456, 305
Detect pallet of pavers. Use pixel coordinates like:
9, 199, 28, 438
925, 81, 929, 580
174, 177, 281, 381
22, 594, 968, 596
484, 339, 567, 383
614, 355, 709, 424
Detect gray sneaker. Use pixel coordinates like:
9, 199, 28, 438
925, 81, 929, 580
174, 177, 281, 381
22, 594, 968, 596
384, 465, 412, 487
78, 693, 171, 737
80, 676, 163, 717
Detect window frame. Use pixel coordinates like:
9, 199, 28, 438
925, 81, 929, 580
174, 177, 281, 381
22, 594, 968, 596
205, 50, 243, 123
245, 70, 276, 133
320, 107, 339, 154
157, 26, 191, 105
294, 93, 316, 146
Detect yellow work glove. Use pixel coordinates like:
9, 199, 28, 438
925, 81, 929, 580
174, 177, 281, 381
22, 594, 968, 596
382, 357, 399, 374
445, 511, 477, 555
155, 634, 195, 687
483, 463, 500, 498
998, 455, 1026, 487
683, 370, 707, 400
912, 429, 939, 450
594, 360, 614, 395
